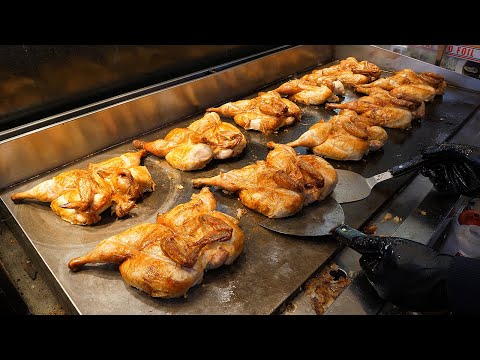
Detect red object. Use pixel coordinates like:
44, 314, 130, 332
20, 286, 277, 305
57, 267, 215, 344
458, 210, 480, 226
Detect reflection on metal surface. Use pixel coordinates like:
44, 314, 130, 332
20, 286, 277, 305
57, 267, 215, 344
0, 45, 283, 131
0, 45, 332, 190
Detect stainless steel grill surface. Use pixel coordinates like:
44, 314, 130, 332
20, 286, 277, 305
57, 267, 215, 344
1, 45, 479, 314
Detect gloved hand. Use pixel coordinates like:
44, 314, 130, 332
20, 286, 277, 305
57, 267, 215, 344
421, 143, 480, 197
332, 226, 454, 312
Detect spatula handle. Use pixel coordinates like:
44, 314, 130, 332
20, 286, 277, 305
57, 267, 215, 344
331, 224, 365, 242
389, 154, 430, 177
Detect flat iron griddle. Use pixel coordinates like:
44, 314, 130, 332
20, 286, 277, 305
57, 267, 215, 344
1, 62, 479, 314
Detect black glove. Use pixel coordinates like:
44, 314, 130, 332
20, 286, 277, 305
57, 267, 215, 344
332, 226, 454, 313
421, 143, 480, 197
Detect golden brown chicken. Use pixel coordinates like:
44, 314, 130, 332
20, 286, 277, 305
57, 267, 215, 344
206, 90, 301, 134
192, 143, 337, 218
355, 68, 446, 102
325, 100, 414, 130
11, 150, 155, 225
353, 86, 425, 119
274, 79, 341, 105
334, 57, 382, 79
186, 111, 246, 159
283, 109, 388, 161
299, 74, 346, 96
309, 57, 382, 87
133, 112, 246, 171
68, 187, 245, 298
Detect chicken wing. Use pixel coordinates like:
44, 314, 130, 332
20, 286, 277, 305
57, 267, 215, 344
133, 112, 246, 170
207, 91, 301, 134
11, 150, 155, 225
192, 143, 337, 218
284, 110, 387, 161
94, 165, 156, 218
68, 187, 245, 298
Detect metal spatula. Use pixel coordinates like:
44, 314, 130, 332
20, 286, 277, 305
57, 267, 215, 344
331, 154, 431, 204
258, 196, 366, 239
258, 196, 344, 237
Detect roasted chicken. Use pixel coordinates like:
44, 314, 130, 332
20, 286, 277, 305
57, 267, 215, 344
11, 150, 155, 225
309, 57, 382, 87
324, 68, 447, 130
353, 87, 425, 119
192, 143, 337, 218
283, 109, 388, 161
355, 68, 446, 102
207, 90, 301, 134
133, 112, 246, 171
68, 187, 245, 298
325, 100, 414, 130
299, 74, 345, 96
274, 78, 341, 105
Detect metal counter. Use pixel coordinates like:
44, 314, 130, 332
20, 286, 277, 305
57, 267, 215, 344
1, 45, 479, 314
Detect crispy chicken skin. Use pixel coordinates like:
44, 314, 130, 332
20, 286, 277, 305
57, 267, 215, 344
68, 187, 245, 298
133, 112, 246, 171
309, 57, 382, 87
299, 74, 345, 96
355, 68, 445, 101
353, 86, 426, 119
326, 100, 414, 130
11, 150, 155, 225
207, 91, 301, 134
187, 112, 246, 160
274, 79, 340, 105
192, 143, 337, 218
284, 109, 388, 161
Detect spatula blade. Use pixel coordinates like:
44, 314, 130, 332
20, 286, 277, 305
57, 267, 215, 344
331, 169, 372, 204
258, 196, 344, 237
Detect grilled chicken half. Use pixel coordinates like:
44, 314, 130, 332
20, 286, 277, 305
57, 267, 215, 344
308, 57, 382, 87
284, 109, 388, 161
192, 143, 337, 218
274, 78, 342, 106
68, 187, 245, 298
355, 68, 446, 102
11, 150, 155, 225
325, 100, 415, 130
133, 112, 246, 171
207, 90, 301, 134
